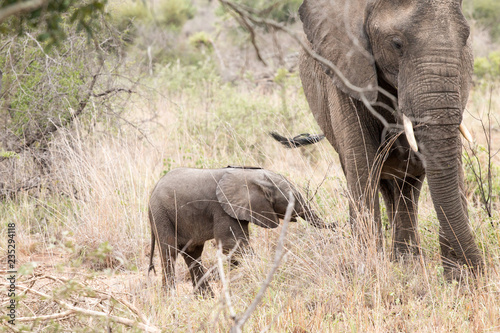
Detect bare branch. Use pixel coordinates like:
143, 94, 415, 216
229, 9, 267, 66
462, 86, 496, 223
218, 0, 397, 107
92, 88, 134, 98
230, 191, 294, 333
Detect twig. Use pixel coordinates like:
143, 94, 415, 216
0, 275, 157, 332
218, 0, 406, 163
462, 86, 498, 222
307, 163, 333, 203
92, 88, 134, 98
230, 192, 295, 333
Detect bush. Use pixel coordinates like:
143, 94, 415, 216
474, 51, 500, 80
0, 35, 87, 146
111, 0, 195, 32
464, 0, 500, 41
160, 0, 196, 29
189, 31, 213, 51
222, 0, 302, 24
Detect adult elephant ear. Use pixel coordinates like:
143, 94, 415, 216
299, 0, 378, 102
216, 170, 280, 229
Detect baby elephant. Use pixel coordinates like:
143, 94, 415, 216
148, 166, 329, 296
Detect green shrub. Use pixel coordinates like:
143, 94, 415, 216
111, 1, 153, 29
464, 0, 500, 41
0, 38, 87, 143
219, 0, 302, 24
474, 51, 500, 80
189, 31, 213, 51
159, 0, 196, 29
111, 0, 195, 31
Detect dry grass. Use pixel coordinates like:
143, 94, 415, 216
1, 5, 500, 329
1, 71, 499, 331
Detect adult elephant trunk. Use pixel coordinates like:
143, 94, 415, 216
421, 129, 483, 275
400, 57, 483, 276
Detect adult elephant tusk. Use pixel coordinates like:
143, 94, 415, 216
403, 114, 418, 152
459, 123, 473, 143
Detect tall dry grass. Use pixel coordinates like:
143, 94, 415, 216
1, 48, 500, 333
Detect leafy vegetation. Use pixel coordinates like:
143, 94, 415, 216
0, 14, 131, 162
464, 0, 500, 41
111, 0, 195, 34
0, 0, 108, 47
231, 0, 302, 23
474, 51, 500, 80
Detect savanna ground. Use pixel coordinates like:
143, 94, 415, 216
1, 0, 500, 331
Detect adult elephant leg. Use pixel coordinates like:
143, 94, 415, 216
382, 176, 424, 258
341, 99, 384, 245
182, 245, 213, 297
380, 179, 396, 232
299, 52, 382, 244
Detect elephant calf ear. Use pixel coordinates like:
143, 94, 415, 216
216, 171, 280, 229
299, 0, 378, 102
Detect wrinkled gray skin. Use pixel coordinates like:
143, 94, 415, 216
298, 0, 483, 277
148, 167, 326, 295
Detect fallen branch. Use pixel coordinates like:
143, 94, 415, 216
39, 274, 148, 323
13, 284, 160, 332
0, 276, 160, 333
16, 309, 76, 322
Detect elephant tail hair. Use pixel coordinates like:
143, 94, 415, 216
270, 132, 325, 148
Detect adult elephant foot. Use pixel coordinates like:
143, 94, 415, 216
391, 242, 420, 261
194, 284, 215, 298
439, 234, 483, 282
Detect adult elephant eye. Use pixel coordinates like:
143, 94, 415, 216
391, 37, 404, 54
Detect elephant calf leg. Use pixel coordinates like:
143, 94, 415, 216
222, 240, 254, 267
182, 245, 214, 297
216, 220, 252, 267
159, 244, 178, 290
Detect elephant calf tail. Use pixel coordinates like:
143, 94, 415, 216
148, 225, 156, 275
270, 132, 325, 148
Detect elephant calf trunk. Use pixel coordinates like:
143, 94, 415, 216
300, 210, 335, 229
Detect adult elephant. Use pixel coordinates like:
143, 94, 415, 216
290, 0, 483, 278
